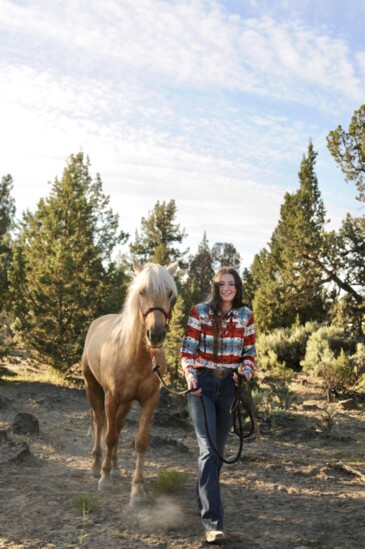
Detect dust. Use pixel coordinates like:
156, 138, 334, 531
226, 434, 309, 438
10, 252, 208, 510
137, 497, 186, 532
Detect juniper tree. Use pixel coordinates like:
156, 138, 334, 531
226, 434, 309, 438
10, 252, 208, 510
10, 152, 128, 371
252, 142, 329, 332
211, 242, 241, 271
326, 105, 365, 332
130, 199, 187, 266
0, 174, 16, 356
164, 294, 186, 387
184, 232, 214, 306
327, 104, 365, 204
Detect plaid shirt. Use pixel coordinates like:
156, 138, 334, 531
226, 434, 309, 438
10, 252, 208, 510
181, 302, 256, 380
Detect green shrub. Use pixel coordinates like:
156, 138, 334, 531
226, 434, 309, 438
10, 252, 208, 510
257, 322, 318, 371
349, 343, 365, 392
301, 326, 362, 397
152, 469, 187, 495
72, 493, 99, 513
301, 325, 357, 376
0, 315, 14, 361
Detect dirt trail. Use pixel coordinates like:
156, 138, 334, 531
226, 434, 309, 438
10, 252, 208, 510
1, 363, 365, 549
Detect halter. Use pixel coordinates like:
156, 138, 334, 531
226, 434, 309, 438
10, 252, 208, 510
141, 306, 172, 324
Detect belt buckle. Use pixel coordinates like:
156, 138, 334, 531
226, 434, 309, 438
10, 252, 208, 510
214, 367, 228, 380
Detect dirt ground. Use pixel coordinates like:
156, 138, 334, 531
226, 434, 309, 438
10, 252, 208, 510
1, 359, 365, 549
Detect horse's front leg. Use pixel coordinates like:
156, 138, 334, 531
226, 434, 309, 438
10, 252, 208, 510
98, 395, 119, 492
130, 391, 159, 507
110, 401, 133, 478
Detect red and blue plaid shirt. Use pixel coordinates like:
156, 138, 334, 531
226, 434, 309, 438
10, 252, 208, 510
181, 302, 256, 380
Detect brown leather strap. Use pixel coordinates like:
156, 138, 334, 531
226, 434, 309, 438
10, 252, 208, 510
196, 367, 236, 379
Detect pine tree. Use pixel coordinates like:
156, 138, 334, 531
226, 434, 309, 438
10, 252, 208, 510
252, 142, 329, 332
211, 242, 241, 271
327, 104, 365, 204
185, 232, 214, 305
130, 200, 187, 265
326, 106, 365, 333
164, 294, 186, 388
0, 174, 15, 305
0, 174, 16, 356
10, 152, 128, 371
242, 249, 269, 307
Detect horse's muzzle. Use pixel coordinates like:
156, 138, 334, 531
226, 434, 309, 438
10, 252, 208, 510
146, 328, 167, 347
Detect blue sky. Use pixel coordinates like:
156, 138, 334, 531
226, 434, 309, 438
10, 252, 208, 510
0, 0, 363, 268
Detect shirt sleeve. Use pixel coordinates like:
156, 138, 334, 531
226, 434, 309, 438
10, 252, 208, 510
239, 312, 256, 381
181, 306, 201, 378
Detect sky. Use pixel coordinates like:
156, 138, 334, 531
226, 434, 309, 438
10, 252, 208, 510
1, 0, 364, 269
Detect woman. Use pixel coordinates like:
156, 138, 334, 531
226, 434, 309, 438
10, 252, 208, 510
181, 266, 256, 544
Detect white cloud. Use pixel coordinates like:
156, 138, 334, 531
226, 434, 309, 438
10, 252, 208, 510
0, 60, 286, 267
0, 61, 315, 176
0, 0, 362, 269
239, 17, 364, 106
1, 0, 364, 108
356, 51, 365, 77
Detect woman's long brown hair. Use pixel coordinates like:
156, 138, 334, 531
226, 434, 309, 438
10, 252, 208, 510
210, 267, 243, 361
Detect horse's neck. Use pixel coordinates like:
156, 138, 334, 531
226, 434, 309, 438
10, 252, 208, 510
124, 319, 150, 363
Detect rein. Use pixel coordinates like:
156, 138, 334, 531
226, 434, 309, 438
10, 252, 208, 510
150, 353, 255, 463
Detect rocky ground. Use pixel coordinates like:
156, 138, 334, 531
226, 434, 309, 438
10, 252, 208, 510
1, 358, 365, 549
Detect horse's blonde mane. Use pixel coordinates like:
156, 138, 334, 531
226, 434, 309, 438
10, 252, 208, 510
112, 263, 177, 356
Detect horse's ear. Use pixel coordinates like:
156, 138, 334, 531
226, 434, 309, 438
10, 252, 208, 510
165, 261, 179, 276
133, 261, 143, 273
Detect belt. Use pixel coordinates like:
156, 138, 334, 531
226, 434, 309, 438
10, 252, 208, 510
196, 367, 236, 380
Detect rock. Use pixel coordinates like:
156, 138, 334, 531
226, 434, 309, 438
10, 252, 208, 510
302, 403, 319, 411
0, 440, 31, 464
12, 412, 40, 435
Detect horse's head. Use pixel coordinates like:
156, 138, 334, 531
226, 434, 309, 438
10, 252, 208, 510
134, 261, 178, 348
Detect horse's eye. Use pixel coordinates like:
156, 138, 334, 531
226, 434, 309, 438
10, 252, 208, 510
167, 290, 173, 298
139, 289, 145, 297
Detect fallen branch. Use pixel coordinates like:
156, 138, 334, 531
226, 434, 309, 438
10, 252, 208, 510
329, 461, 365, 484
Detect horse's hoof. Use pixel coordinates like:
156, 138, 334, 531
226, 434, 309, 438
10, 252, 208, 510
98, 476, 112, 492
129, 493, 147, 507
98, 481, 112, 492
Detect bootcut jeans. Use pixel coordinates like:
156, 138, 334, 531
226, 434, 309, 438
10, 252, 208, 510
188, 372, 236, 532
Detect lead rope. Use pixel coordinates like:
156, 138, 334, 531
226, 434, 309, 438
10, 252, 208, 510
151, 354, 196, 396
151, 352, 255, 464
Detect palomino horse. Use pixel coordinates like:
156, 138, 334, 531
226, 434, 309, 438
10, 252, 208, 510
81, 262, 178, 506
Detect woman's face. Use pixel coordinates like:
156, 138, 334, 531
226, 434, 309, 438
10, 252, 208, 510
218, 273, 237, 307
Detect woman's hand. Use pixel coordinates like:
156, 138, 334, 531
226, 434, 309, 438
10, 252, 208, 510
187, 374, 202, 396
233, 372, 247, 387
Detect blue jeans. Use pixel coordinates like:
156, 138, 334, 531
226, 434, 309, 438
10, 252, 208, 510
188, 373, 236, 532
